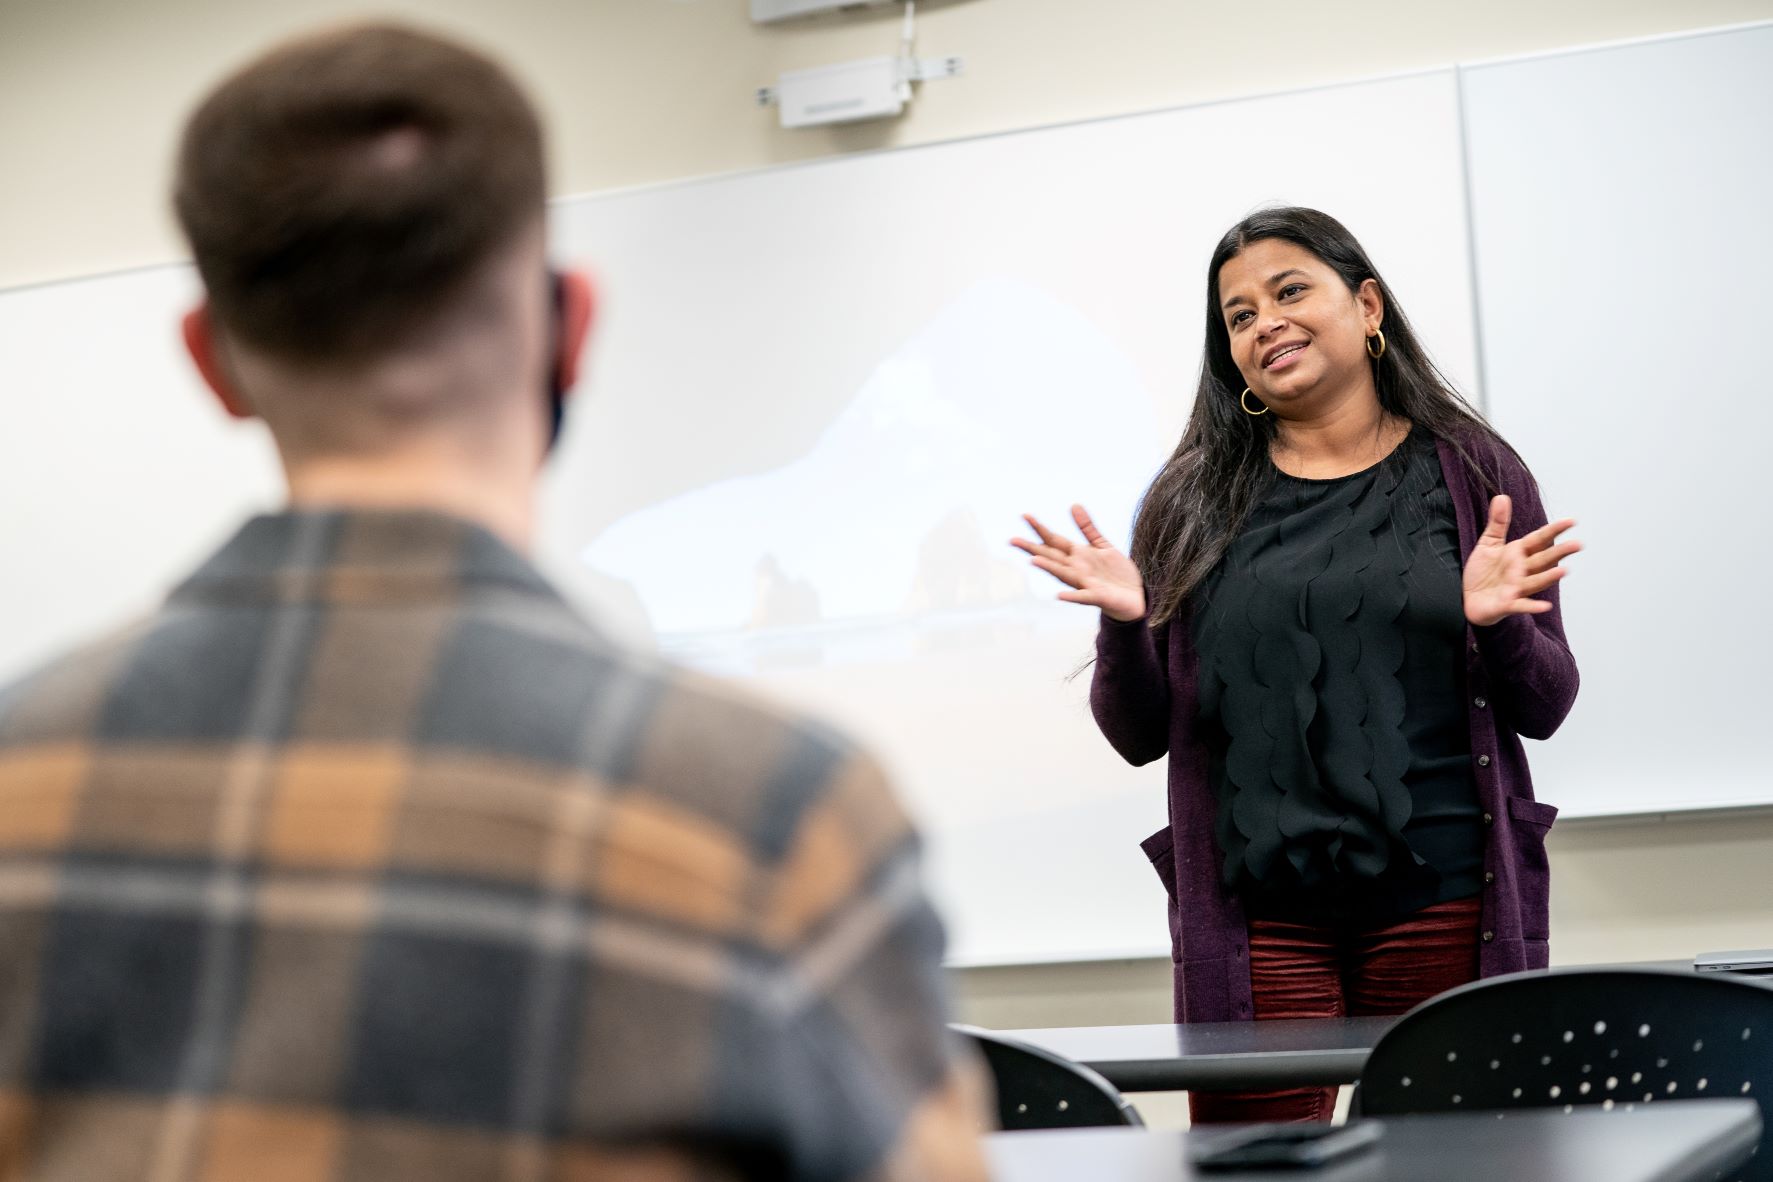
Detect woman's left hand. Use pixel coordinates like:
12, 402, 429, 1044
1463, 495, 1582, 627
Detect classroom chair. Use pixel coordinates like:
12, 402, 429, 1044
953, 1024, 1144, 1131
1358, 967, 1773, 1179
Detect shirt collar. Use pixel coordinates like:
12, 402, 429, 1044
170, 509, 560, 607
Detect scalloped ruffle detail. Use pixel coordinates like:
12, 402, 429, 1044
1195, 431, 1454, 904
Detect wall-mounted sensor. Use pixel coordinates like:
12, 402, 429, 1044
756, 55, 963, 129
773, 57, 906, 128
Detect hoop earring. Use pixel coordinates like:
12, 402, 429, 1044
1240, 388, 1269, 416
1367, 329, 1387, 360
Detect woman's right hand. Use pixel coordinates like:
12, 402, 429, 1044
1011, 504, 1148, 622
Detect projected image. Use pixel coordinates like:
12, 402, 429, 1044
577, 278, 1165, 674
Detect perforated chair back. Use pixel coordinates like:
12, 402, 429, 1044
1360, 968, 1773, 1179
954, 1025, 1144, 1130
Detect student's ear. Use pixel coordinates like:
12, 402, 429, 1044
181, 303, 254, 420
552, 268, 596, 398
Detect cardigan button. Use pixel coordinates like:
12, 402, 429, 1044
1484, 871, 1495, 884
1477, 755, 1491, 767
1483, 812, 1494, 825
1471, 642, 1481, 655
1483, 930, 1495, 943
1474, 696, 1488, 709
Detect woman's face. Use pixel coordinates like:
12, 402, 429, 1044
1216, 238, 1383, 413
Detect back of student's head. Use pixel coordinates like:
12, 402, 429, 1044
174, 23, 546, 369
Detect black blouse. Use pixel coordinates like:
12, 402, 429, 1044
1192, 427, 1484, 922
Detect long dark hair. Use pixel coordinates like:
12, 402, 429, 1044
1130, 206, 1509, 625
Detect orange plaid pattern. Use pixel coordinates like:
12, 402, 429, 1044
0, 510, 988, 1181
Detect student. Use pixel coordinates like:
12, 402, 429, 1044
1016, 207, 1578, 1124
0, 24, 988, 1180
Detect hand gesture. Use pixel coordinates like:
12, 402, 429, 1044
1463, 495, 1582, 627
1011, 505, 1147, 623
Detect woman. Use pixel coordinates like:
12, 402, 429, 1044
1013, 207, 1579, 1124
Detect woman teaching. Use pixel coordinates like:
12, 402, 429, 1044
1014, 207, 1579, 1124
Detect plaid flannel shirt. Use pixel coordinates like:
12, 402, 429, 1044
0, 510, 988, 1182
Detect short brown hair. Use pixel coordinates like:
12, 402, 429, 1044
174, 24, 546, 365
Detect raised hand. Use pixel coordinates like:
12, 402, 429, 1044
1011, 505, 1148, 622
1463, 495, 1582, 627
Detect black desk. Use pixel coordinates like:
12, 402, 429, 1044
986, 1100, 1762, 1182
1001, 1016, 1396, 1092
999, 960, 1764, 1092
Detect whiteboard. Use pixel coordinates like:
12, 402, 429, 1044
1462, 23, 1773, 820
0, 67, 1477, 967
5, 24, 1766, 966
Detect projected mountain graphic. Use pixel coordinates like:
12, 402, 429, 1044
578, 278, 1165, 666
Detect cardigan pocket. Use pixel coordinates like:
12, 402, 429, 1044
1506, 796, 1558, 940
1508, 797, 1559, 828
1142, 824, 1178, 898
1142, 824, 1181, 961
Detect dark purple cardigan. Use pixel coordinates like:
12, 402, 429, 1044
1092, 435, 1578, 1024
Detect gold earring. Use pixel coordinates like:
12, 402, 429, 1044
1367, 329, 1387, 360
1240, 388, 1268, 416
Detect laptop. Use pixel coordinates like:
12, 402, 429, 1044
1694, 949, 1773, 975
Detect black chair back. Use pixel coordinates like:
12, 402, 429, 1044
1360, 968, 1773, 1179
954, 1025, 1144, 1130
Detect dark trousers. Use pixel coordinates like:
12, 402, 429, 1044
1187, 896, 1482, 1125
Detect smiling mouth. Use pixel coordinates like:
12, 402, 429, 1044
1263, 343, 1308, 368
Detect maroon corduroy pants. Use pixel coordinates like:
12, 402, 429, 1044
1187, 896, 1483, 1125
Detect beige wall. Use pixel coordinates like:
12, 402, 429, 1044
6, 0, 1773, 286
955, 812, 1773, 1123
955, 811, 1773, 1020
6, 0, 1773, 1124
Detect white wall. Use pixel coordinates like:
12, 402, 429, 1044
6, 0, 1773, 1127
